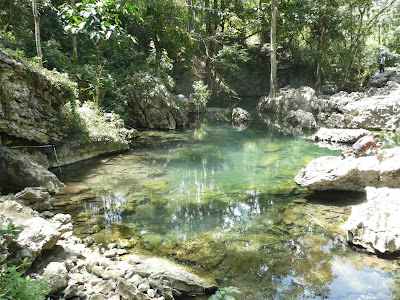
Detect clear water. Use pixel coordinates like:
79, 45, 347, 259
54, 113, 399, 299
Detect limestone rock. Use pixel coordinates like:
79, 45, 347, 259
232, 107, 251, 124
311, 128, 371, 143
342, 187, 400, 254
287, 109, 316, 131
0, 146, 65, 193
43, 262, 69, 295
295, 148, 400, 191
15, 214, 72, 264
368, 68, 398, 87
124, 72, 187, 130
0, 48, 74, 143
15, 187, 50, 202
123, 255, 217, 296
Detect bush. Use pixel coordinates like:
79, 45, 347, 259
0, 221, 49, 300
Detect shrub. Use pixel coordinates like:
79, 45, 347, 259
0, 221, 49, 300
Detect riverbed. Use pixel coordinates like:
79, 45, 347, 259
53, 111, 400, 299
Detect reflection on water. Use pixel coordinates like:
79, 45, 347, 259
54, 113, 399, 299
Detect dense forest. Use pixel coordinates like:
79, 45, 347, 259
1, 0, 400, 115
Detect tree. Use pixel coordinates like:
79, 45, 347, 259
60, 0, 139, 105
270, 0, 278, 97
31, 0, 43, 66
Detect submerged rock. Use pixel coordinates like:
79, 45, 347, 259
342, 187, 400, 254
295, 148, 400, 191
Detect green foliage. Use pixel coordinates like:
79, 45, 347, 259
64, 100, 132, 143
0, 221, 22, 239
0, 222, 49, 300
193, 80, 211, 104
0, 259, 49, 300
60, 0, 139, 45
208, 286, 241, 300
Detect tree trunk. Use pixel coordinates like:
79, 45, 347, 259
269, 0, 278, 97
154, 35, 162, 78
31, 0, 42, 66
315, 24, 327, 95
71, 0, 78, 64
187, 0, 195, 32
204, 0, 213, 89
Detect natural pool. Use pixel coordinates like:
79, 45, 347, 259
54, 113, 400, 299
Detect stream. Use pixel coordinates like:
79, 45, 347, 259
53, 110, 400, 299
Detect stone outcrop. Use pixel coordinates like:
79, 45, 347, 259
0, 146, 65, 193
0, 195, 217, 299
368, 68, 400, 88
0, 48, 74, 144
257, 73, 400, 133
124, 72, 188, 130
310, 128, 371, 143
232, 107, 251, 124
342, 187, 400, 254
294, 148, 400, 192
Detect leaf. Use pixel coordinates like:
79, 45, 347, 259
90, 31, 97, 39
94, 33, 100, 44
105, 31, 112, 40
78, 21, 86, 30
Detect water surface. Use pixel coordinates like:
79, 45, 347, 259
54, 113, 399, 299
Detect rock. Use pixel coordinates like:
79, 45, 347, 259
104, 249, 117, 258
147, 289, 156, 298
93, 280, 116, 294
368, 68, 398, 87
90, 294, 107, 300
342, 187, 400, 254
14, 214, 72, 264
64, 283, 79, 298
43, 262, 69, 295
295, 148, 400, 191
123, 255, 217, 296
124, 72, 187, 130
0, 147, 65, 193
138, 282, 150, 292
115, 278, 138, 299
15, 187, 50, 202
232, 107, 251, 124
287, 109, 316, 131
0, 48, 74, 144
311, 128, 371, 143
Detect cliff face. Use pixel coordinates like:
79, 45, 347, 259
0, 48, 75, 144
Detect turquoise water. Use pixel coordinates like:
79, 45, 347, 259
55, 114, 399, 299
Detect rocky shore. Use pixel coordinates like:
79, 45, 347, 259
0, 192, 217, 299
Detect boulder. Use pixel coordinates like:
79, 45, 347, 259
0, 48, 74, 143
257, 86, 320, 115
342, 187, 400, 254
232, 107, 251, 124
15, 187, 50, 202
310, 128, 371, 143
287, 109, 316, 131
0, 146, 65, 193
295, 148, 400, 192
123, 72, 187, 130
123, 255, 217, 296
368, 68, 398, 87
43, 262, 69, 295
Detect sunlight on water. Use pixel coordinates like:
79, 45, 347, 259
54, 116, 399, 299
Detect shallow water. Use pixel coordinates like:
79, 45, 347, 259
54, 113, 400, 299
